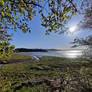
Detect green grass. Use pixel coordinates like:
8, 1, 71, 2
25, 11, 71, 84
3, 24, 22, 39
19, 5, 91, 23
0, 53, 34, 64
0, 56, 92, 92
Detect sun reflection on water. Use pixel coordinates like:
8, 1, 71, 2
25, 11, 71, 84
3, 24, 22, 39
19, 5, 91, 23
58, 50, 83, 58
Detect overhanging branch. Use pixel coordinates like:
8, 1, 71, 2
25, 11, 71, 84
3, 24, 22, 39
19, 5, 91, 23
68, 0, 78, 12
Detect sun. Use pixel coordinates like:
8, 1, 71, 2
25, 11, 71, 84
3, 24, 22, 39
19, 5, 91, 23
69, 25, 77, 33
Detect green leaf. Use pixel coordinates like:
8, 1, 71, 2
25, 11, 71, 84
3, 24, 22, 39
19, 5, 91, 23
39, 0, 41, 2
0, 0, 5, 5
10, 45, 15, 49
1, 12, 4, 16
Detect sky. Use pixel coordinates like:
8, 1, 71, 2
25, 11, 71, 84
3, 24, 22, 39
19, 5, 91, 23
10, 12, 92, 49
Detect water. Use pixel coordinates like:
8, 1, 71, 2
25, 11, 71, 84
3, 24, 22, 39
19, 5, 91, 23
20, 50, 83, 59
0, 64, 3, 66
0, 50, 83, 66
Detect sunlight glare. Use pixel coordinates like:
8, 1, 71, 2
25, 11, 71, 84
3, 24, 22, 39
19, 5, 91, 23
69, 25, 77, 33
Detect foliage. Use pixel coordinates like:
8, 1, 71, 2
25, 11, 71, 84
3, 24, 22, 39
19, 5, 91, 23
72, 36, 92, 47
0, 30, 15, 59
72, 36, 92, 58
79, 1, 92, 30
0, 0, 78, 34
72, 0, 92, 57
39, 0, 78, 34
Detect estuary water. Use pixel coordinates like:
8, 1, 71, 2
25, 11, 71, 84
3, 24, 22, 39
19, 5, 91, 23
0, 64, 3, 66
20, 50, 83, 59
0, 50, 83, 66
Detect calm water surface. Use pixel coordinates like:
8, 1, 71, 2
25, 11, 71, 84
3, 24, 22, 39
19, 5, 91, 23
0, 50, 83, 66
20, 50, 83, 58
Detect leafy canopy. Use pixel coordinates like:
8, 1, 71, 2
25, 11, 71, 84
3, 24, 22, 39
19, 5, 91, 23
0, 30, 15, 59
80, 5, 92, 29
0, 0, 78, 34
72, 0, 92, 48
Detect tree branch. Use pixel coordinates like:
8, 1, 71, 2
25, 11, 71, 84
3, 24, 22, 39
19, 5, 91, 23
23, 0, 42, 8
68, 0, 78, 12
10, 0, 42, 8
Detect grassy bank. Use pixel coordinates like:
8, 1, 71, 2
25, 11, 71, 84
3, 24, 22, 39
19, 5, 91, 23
0, 56, 92, 92
0, 53, 35, 64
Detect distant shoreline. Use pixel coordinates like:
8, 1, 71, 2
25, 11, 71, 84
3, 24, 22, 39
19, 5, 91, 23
15, 48, 84, 52
15, 48, 48, 52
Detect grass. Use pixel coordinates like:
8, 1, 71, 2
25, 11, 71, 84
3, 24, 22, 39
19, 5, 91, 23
0, 53, 35, 64
0, 55, 92, 92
